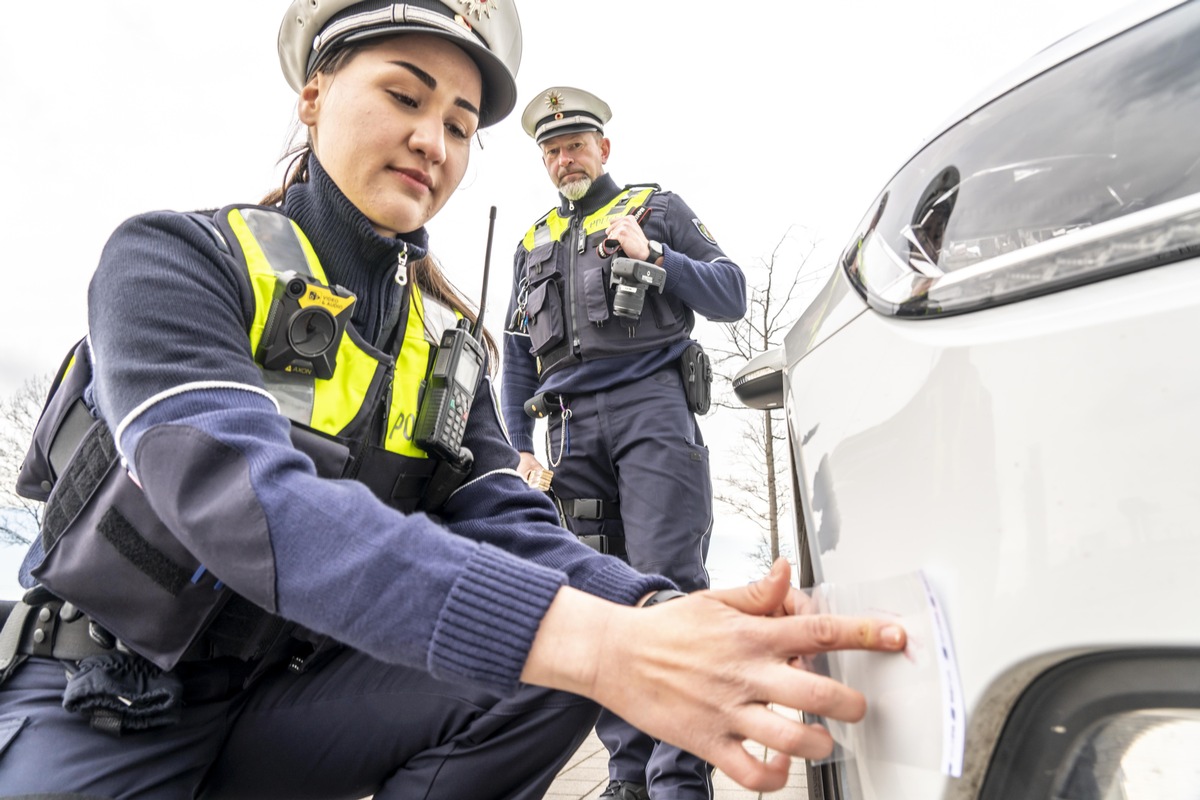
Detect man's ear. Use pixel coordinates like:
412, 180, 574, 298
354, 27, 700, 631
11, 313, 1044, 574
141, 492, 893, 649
600, 136, 611, 164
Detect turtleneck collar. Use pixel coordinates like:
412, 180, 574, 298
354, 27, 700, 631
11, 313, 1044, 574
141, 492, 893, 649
281, 156, 431, 345
282, 157, 430, 289
558, 173, 621, 217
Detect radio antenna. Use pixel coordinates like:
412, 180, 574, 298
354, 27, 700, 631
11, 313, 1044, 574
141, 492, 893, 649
472, 205, 497, 342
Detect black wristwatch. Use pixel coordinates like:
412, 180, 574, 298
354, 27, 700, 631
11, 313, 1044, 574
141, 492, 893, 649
640, 589, 687, 607
646, 240, 664, 264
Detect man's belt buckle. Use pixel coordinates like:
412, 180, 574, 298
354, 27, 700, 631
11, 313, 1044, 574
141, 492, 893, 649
573, 498, 603, 520
577, 534, 606, 553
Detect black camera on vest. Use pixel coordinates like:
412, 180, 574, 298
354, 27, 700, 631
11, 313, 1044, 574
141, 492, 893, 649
609, 257, 666, 319
257, 271, 356, 380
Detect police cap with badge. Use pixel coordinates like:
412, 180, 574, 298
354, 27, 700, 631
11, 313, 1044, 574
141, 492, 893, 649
279, 0, 523, 127
521, 86, 612, 144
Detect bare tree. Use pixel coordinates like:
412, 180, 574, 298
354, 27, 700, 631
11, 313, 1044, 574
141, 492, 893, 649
709, 228, 830, 573
0, 374, 52, 546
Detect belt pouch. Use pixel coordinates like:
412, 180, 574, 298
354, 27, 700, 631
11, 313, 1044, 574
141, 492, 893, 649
678, 342, 713, 415
32, 421, 233, 671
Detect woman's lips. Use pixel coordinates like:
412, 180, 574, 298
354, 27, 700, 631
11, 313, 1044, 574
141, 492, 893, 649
392, 166, 433, 192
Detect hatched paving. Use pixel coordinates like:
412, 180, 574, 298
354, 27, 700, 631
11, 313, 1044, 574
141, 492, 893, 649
544, 726, 809, 800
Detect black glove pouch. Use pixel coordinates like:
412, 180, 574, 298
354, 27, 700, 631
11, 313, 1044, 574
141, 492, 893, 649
62, 652, 183, 736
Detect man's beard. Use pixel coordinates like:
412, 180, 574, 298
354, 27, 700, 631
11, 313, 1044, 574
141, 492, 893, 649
559, 175, 592, 201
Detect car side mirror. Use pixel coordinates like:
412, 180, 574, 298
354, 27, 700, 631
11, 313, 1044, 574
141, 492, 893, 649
732, 347, 785, 409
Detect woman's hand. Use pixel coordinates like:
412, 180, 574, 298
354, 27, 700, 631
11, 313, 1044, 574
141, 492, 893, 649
521, 559, 906, 792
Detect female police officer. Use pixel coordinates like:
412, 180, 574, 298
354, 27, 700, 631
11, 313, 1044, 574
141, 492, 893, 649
0, 2, 905, 797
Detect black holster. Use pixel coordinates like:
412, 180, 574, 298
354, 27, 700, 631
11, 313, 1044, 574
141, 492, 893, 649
679, 342, 712, 415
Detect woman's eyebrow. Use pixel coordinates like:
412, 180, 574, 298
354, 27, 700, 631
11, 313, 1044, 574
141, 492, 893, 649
389, 60, 480, 117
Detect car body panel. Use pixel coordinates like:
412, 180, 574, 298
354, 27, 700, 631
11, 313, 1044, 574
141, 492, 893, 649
784, 257, 1200, 796
739, 2, 1200, 795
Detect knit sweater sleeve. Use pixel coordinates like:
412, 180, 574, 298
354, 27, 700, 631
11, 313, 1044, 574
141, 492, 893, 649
88, 211, 665, 695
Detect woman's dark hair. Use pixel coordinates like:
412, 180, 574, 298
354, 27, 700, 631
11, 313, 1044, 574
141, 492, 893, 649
260, 45, 498, 364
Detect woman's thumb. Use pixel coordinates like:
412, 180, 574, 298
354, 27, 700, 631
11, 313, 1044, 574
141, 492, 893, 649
707, 558, 792, 615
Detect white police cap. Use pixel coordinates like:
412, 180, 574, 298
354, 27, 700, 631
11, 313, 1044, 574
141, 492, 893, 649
279, 0, 522, 127
521, 86, 612, 144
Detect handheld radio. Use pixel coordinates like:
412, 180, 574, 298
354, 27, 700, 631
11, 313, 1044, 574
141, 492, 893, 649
413, 207, 497, 465
413, 319, 485, 462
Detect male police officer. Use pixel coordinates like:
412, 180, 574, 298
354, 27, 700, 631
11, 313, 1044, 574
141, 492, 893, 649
502, 87, 747, 800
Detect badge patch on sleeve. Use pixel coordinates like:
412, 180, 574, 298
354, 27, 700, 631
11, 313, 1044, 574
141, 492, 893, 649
692, 219, 718, 245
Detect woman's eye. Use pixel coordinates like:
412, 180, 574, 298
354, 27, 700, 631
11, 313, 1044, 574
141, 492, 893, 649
387, 90, 417, 108
446, 122, 470, 140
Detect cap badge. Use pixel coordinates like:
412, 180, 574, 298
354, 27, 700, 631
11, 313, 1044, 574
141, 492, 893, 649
457, 0, 498, 20
544, 90, 566, 111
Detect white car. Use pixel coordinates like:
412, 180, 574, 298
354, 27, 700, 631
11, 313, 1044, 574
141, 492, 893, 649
734, 1, 1200, 797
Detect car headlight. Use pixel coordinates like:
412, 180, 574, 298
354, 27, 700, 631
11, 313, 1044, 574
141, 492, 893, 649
856, 192, 1200, 317
844, 0, 1200, 318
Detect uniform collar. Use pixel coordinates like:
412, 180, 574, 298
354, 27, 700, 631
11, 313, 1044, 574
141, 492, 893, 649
283, 157, 430, 292
282, 157, 431, 345
558, 173, 620, 217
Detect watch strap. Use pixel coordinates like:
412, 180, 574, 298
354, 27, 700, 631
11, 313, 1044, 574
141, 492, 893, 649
647, 240, 665, 263
640, 589, 687, 607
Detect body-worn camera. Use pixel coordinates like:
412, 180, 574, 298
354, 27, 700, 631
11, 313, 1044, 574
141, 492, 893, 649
609, 257, 667, 319
257, 271, 356, 380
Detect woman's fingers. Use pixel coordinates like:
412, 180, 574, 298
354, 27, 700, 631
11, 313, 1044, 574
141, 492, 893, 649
705, 705, 837, 791
783, 610, 907, 655
707, 557, 793, 615
706, 738, 793, 793
754, 661, 867, 723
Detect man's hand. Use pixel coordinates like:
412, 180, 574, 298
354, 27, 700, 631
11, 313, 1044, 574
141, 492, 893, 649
603, 215, 652, 261
517, 451, 547, 484
521, 560, 907, 792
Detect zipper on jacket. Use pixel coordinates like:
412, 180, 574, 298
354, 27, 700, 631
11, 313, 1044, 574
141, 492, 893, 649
395, 243, 409, 285
566, 212, 582, 354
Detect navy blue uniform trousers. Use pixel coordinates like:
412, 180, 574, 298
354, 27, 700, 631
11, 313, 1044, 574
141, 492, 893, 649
547, 366, 714, 799
0, 647, 597, 799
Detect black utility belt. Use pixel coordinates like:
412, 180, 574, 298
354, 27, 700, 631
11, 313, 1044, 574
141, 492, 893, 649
577, 533, 627, 559
559, 497, 621, 521
0, 596, 116, 672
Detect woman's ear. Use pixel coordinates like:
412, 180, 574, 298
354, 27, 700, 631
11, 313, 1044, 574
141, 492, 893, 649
298, 77, 322, 126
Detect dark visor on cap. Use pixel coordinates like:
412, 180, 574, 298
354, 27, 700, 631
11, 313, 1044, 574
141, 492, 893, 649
534, 111, 604, 144
307, 0, 490, 78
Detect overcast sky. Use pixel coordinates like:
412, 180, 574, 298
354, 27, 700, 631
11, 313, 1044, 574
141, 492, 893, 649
0, 0, 1139, 593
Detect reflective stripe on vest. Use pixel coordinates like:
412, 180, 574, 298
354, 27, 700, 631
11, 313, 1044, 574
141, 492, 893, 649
522, 186, 657, 251
224, 206, 436, 458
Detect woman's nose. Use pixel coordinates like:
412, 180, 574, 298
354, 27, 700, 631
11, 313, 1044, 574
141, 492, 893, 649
409, 114, 446, 163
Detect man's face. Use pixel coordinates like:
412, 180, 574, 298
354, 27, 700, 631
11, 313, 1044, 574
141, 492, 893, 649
540, 131, 609, 197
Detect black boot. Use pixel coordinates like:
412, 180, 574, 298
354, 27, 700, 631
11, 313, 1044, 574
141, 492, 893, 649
598, 780, 650, 800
